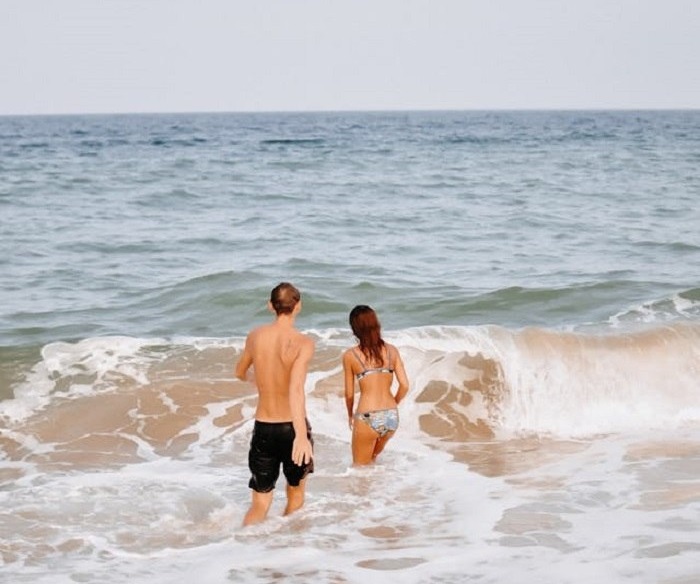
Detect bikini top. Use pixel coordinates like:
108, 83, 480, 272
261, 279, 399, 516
352, 348, 394, 380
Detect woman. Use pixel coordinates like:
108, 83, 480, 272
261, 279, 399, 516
343, 305, 409, 465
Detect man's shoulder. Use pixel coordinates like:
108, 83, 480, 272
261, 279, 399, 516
247, 323, 273, 338
298, 331, 315, 348
295, 331, 315, 356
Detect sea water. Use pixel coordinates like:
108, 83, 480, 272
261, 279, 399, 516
1, 111, 699, 583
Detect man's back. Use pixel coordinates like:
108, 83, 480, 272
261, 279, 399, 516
246, 322, 312, 422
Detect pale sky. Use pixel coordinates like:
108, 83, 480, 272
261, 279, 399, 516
1, 0, 699, 115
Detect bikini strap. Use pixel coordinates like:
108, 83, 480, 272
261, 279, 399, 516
385, 345, 393, 369
352, 348, 367, 369
354, 345, 392, 371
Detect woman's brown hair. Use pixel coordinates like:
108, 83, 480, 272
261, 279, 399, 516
349, 305, 385, 365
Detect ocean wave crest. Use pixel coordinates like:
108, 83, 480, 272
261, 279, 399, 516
3, 323, 699, 442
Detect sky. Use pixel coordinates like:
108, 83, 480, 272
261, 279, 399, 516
1, 0, 699, 115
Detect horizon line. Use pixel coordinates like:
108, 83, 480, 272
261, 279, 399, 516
2, 106, 700, 118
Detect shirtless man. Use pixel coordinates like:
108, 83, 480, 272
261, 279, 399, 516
235, 282, 315, 526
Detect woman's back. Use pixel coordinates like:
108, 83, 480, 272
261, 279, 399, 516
345, 344, 398, 411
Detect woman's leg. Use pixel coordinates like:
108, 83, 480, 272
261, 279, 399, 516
352, 418, 380, 465
371, 431, 394, 460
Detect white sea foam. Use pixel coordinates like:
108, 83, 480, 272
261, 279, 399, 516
609, 291, 700, 327
3, 423, 698, 584
1, 325, 698, 584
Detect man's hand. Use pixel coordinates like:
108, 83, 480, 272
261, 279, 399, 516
292, 435, 313, 466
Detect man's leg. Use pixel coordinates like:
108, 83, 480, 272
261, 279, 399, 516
243, 490, 273, 526
284, 478, 306, 516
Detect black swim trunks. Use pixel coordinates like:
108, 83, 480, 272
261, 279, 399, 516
248, 419, 314, 493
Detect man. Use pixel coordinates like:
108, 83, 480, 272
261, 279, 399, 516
235, 282, 315, 526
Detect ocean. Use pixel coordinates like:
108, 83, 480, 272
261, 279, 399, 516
1, 110, 699, 583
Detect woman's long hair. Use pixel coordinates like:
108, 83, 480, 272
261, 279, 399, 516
349, 305, 385, 365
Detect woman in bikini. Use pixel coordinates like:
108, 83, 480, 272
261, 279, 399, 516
343, 305, 409, 465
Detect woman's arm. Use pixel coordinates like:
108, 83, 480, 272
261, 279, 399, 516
391, 346, 409, 405
342, 351, 356, 430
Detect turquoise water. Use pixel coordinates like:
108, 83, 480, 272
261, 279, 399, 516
1, 111, 699, 583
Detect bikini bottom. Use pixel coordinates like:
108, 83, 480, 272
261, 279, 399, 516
354, 408, 399, 438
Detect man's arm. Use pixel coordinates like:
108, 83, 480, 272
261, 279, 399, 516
235, 335, 255, 383
289, 336, 315, 466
